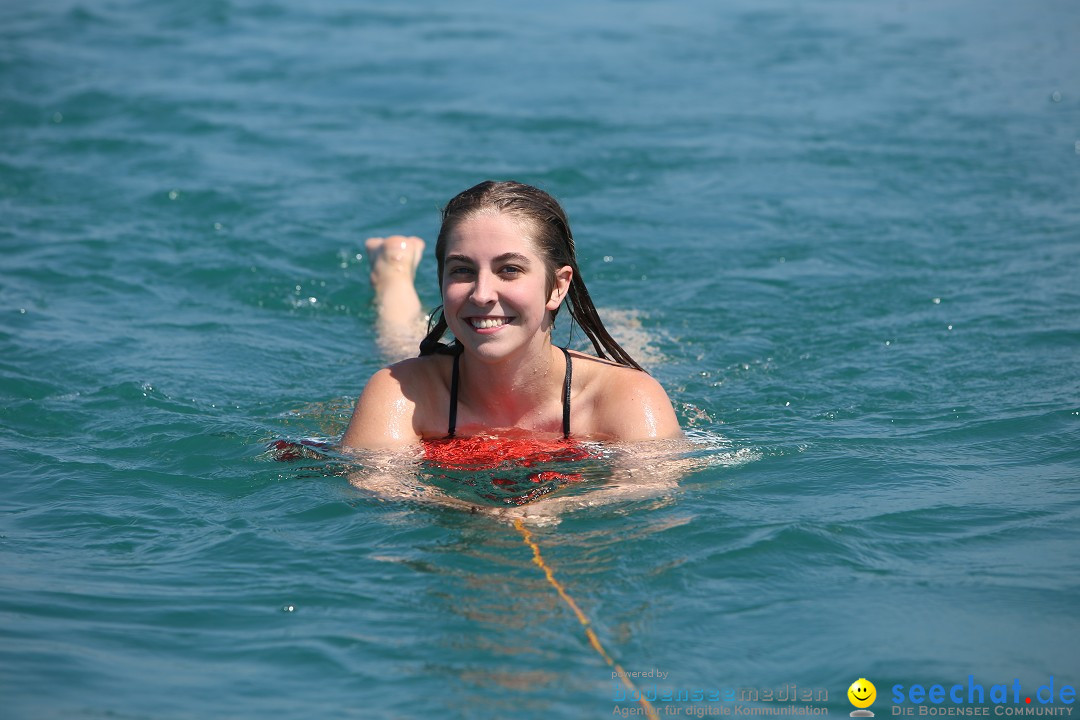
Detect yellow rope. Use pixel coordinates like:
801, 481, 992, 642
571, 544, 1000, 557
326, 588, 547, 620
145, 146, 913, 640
513, 518, 660, 720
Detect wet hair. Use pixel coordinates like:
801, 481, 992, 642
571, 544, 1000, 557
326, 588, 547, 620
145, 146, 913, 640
418, 180, 644, 371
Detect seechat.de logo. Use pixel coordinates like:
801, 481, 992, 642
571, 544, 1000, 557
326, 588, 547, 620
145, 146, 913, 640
849, 678, 877, 717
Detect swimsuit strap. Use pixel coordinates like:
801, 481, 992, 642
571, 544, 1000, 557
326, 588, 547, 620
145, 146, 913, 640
561, 347, 572, 439
445, 347, 572, 439
447, 351, 460, 438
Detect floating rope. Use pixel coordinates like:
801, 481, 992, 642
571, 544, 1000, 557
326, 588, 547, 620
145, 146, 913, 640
513, 518, 659, 720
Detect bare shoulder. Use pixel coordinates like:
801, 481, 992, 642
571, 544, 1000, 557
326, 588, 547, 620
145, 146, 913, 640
358, 356, 436, 402
341, 356, 449, 450
572, 352, 682, 441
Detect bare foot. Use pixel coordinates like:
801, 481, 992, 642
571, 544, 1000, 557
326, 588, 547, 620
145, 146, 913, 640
363, 235, 427, 360
365, 235, 425, 291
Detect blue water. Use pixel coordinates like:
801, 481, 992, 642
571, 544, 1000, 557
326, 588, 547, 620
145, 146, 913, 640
3, 0, 1079, 717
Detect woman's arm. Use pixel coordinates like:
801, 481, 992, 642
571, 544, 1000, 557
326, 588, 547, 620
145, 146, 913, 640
490, 436, 695, 524
340, 366, 422, 450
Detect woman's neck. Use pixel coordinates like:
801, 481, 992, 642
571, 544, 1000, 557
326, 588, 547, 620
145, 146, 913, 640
458, 339, 564, 430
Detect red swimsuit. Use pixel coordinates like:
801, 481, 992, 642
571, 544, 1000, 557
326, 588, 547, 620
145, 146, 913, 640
421, 348, 597, 505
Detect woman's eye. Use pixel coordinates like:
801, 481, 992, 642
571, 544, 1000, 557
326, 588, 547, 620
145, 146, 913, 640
448, 266, 474, 277
500, 265, 523, 275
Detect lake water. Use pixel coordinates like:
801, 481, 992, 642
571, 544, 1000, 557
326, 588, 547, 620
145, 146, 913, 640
2, 0, 1078, 717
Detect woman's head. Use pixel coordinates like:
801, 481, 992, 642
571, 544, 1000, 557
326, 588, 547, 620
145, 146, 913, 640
434, 181, 574, 302
420, 180, 644, 371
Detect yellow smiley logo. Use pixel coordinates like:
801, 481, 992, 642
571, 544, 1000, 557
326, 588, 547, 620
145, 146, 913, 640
848, 678, 876, 709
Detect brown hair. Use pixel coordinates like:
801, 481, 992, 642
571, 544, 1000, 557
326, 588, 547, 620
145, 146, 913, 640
418, 180, 644, 371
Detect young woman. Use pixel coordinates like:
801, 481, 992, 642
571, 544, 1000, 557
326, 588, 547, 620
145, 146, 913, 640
341, 180, 681, 452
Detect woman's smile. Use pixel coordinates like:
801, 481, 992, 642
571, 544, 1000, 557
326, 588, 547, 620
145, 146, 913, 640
468, 316, 515, 332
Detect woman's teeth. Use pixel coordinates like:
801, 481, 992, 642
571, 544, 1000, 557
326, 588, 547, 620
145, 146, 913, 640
470, 318, 510, 329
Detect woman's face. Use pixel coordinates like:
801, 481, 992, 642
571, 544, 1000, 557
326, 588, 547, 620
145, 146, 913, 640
441, 212, 571, 364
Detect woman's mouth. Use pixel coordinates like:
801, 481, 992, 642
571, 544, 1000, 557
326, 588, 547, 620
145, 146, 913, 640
468, 316, 513, 330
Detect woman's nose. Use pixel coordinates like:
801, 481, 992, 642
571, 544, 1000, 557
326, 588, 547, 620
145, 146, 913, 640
470, 270, 496, 305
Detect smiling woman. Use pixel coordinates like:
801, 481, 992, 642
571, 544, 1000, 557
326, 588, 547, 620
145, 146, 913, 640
340, 180, 681, 451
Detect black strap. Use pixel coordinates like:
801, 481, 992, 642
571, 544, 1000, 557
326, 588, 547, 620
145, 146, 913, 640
561, 347, 572, 439
446, 347, 572, 439
447, 351, 460, 438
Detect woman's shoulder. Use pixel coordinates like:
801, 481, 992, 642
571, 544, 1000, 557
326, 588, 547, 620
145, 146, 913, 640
569, 349, 654, 383
578, 356, 672, 409
342, 355, 453, 450
359, 355, 459, 410
570, 351, 681, 440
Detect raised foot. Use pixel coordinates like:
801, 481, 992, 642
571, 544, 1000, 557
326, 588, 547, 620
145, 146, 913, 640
365, 235, 425, 289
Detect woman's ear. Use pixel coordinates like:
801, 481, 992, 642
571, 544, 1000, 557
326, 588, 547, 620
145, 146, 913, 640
546, 266, 573, 311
